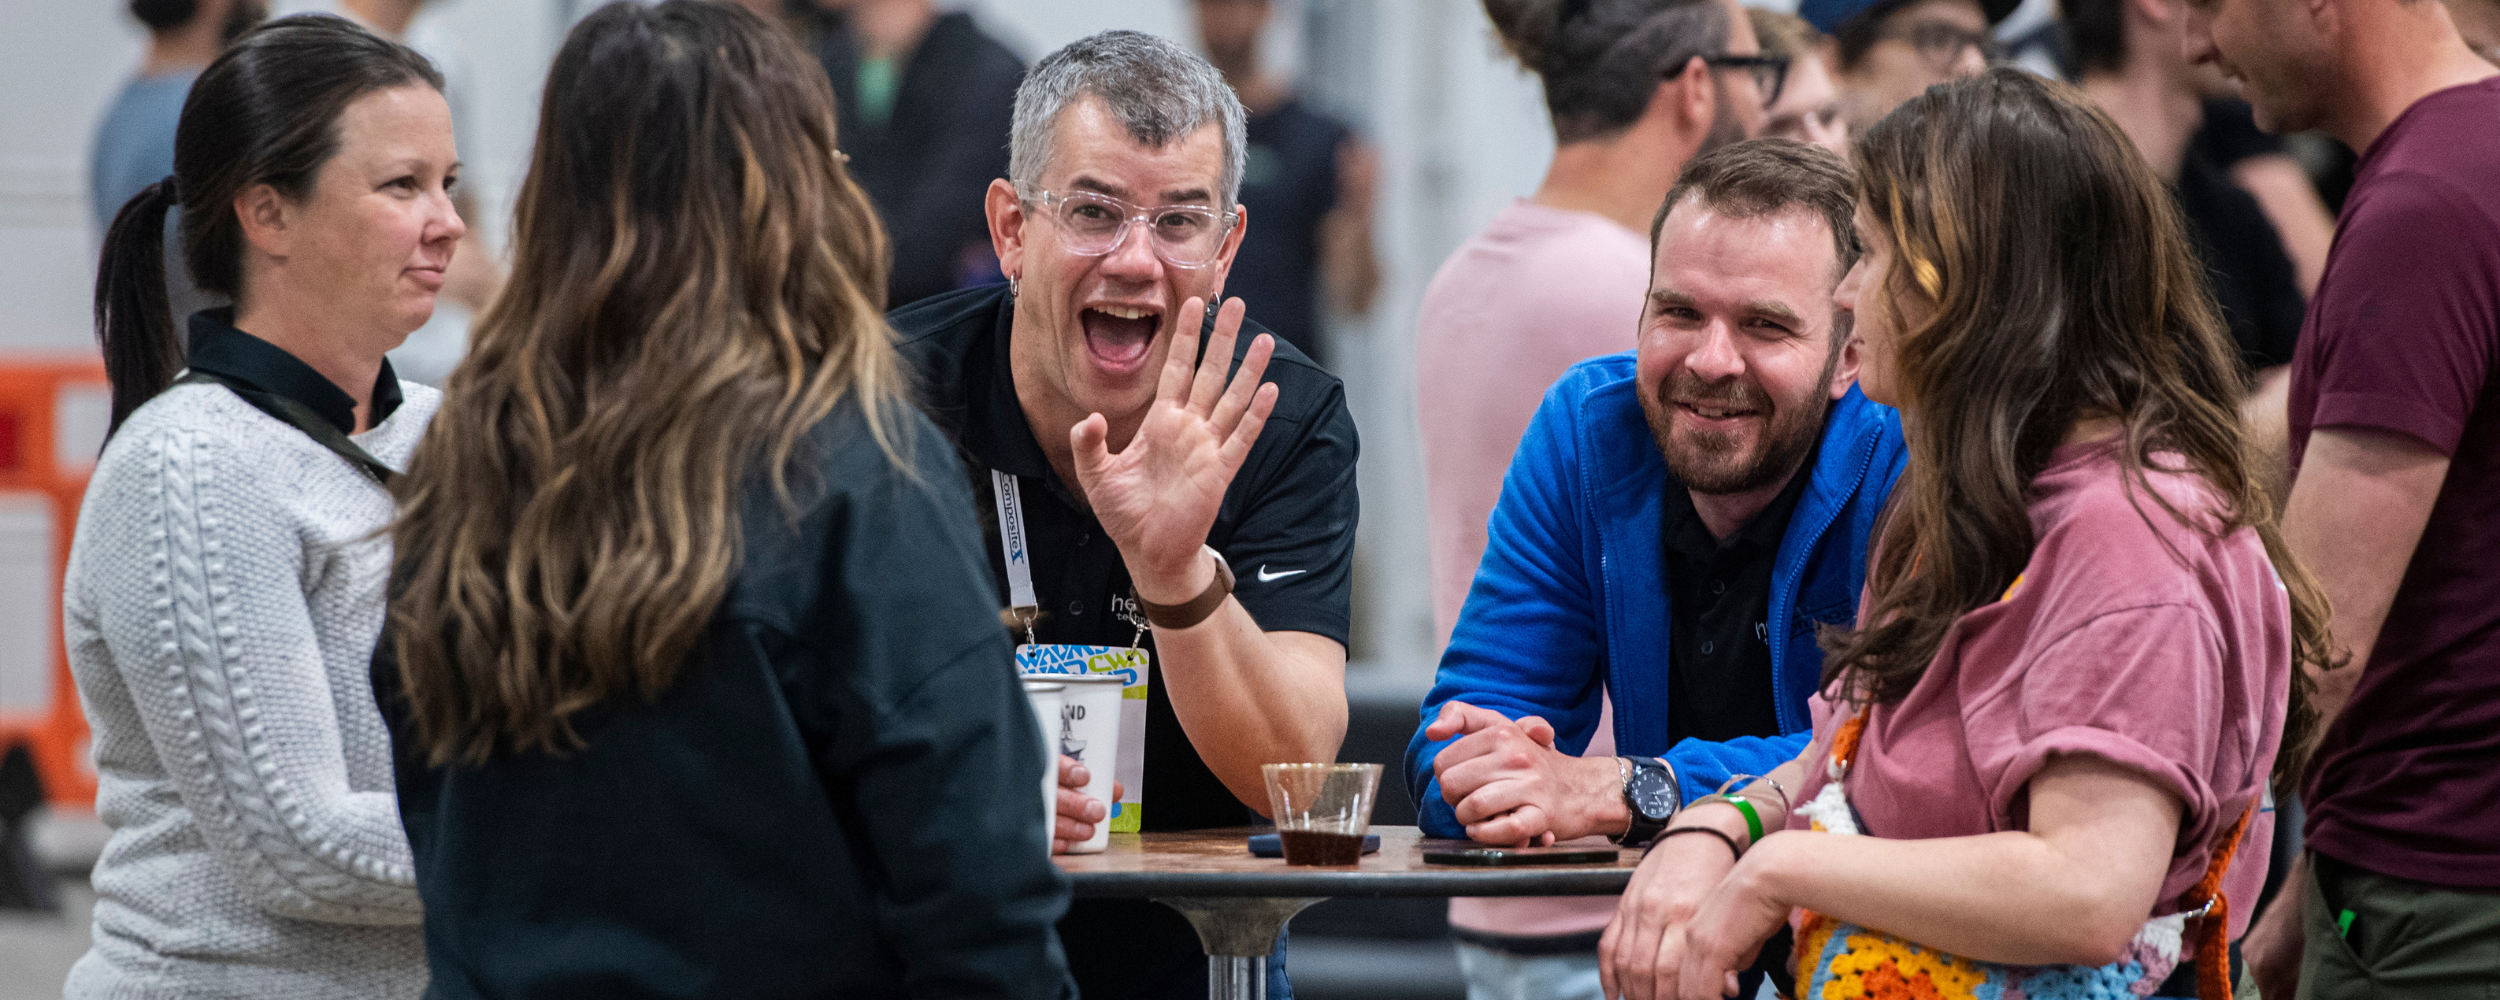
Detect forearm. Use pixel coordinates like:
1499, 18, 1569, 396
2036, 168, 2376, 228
1320, 210, 1380, 317
2242, 366, 2292, 505
2230, 156, 2336, 298
1746, 757, 2179, 967
2281, 429, 2450, 723
1154, 603, 1347, 813
1748, 829, 2152, 966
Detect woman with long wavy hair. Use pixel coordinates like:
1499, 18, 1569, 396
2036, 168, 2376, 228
1599, 68, 2331, 1000
374, 4, 1072, 997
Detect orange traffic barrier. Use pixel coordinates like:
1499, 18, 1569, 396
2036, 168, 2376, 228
0, 358, 110, 810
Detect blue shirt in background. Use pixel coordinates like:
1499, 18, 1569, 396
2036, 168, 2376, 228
91, 71, 195, 234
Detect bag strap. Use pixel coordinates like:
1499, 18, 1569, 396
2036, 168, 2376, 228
175, 371, 396, 486
2184, 804, 2256, 1000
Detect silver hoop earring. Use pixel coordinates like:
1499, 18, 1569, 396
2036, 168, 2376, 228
1009, 278, 1019, 297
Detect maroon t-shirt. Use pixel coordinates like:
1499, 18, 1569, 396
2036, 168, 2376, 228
2288, 76, 2500, 889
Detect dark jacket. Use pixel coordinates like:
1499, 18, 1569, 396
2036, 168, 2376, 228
378, 399, 1074, 1000
819, 12, 1023, 308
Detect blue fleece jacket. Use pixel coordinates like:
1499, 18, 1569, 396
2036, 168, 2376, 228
1408, 352, 1906, 837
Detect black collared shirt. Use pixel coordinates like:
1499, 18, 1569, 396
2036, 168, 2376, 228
894, 282, 1359, 826
892, 283, 1358, 1000
1661, 435, 1819, 750
186, 308, 403, 433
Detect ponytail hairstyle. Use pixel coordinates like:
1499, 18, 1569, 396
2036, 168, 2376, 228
387, 0, 907, 766
92, 14, 440, 435
1818, 69, 2332, 792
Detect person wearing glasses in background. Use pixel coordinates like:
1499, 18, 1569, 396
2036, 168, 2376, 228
1747, 9, 1849, 154
1797, 0, 2015, 132
887, 29, 1357, 1000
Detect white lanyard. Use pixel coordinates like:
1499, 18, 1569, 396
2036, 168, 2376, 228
991, 469, 1040, 642
990, 467, 1151, 648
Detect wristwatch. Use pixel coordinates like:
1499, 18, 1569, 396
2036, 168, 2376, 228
1613, 757, 1681, 846
1138, 545, 1234, 630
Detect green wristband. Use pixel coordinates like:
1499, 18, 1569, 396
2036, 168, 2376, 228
1728, 796, 1764, 843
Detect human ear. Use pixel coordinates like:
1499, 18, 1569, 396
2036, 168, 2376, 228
985, 178, 1027, 281
1209, 201, 1250, 288
1829, 329, 1863, 400
1669, 56, 1717, 134
233, 183, 292, 260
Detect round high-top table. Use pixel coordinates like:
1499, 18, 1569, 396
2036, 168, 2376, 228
1053, 826, 1642, 1000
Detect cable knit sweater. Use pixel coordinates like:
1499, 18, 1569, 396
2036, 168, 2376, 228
61, 379, 439, 1000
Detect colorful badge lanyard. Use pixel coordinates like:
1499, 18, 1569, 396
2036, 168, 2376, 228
991, 469, 1149, 648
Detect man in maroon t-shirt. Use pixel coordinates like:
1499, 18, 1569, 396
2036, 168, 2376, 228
2181, 0, 2500, 996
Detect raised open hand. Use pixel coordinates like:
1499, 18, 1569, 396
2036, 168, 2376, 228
1072, 296, 1280, 604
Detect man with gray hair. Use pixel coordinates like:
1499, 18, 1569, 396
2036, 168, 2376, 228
890, 29, 1359, 1000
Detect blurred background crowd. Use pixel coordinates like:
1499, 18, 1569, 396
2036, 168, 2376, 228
1, 0, 2489, 996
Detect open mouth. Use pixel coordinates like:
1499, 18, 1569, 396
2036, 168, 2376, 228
1080, 304, 1162, 374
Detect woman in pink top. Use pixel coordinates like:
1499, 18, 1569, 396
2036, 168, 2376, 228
1599, 69, 2333, 1000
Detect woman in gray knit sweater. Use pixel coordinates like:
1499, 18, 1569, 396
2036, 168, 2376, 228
64, 16, 458, 999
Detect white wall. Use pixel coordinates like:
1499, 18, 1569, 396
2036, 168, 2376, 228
0, 0, 1560, 687
0, 2, 148, 355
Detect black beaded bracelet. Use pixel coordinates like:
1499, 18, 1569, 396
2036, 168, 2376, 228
1651, 824, 1744, 860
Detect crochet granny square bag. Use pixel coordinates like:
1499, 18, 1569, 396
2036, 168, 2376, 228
1789, 711, 2251, 1000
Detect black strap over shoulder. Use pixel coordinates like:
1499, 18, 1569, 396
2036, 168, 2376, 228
175, 370, 397, 486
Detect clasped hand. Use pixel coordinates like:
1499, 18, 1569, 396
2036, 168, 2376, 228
1070, 296, 1278, 605
1426, 700, 1626, 846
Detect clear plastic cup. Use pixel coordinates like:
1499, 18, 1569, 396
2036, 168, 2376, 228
1261, 763, 1383, 865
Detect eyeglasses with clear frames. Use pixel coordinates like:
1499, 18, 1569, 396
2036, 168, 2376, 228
1016, 183, 1240, 270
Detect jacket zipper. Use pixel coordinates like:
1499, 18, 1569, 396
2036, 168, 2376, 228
1767, 422, 1882, 734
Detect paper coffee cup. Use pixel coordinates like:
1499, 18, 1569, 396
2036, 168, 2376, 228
1020, 681, 1064, 851
1049, 675, 1124, 854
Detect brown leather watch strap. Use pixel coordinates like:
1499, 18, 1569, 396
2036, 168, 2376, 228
1139, 546, 1234, 631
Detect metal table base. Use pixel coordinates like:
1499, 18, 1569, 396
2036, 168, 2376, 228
1057, 828, 1641, 1000
1153, 896, 1322, 1000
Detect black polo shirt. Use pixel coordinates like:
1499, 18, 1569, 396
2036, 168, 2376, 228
185, 308, 403, 432
1660, 435, 1818, 750
892, 284, 1358, 1000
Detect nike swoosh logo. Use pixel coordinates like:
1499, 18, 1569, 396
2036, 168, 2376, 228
1256, 566, 1308, 583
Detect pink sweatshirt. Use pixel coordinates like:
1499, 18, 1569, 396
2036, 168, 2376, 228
1794, 442, 2290, 941
1417, 200, 1650, 939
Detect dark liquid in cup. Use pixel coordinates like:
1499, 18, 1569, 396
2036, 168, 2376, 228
1279, 830, 1365, 866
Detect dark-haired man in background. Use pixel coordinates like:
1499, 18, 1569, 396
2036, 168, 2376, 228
2068, 0, 2305, 375
1799, 0, 2013, 131
1413, 3, 1771, 992
1191, 0, 1380, 370
812, 0, 1024, 309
